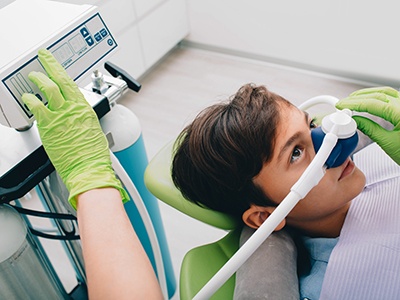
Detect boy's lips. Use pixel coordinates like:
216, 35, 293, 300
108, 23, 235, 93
339, 158, 355, 181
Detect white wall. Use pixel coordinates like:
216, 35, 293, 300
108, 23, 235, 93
186, 0, 399, 86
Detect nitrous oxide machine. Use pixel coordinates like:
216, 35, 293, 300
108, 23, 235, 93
0, 0, 175, 298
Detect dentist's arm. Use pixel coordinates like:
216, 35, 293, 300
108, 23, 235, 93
22, 49, 162, 299
77, 188, 163, 299
336, 86, 400, 164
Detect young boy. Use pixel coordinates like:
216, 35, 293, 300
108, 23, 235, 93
171, 84, 400, 299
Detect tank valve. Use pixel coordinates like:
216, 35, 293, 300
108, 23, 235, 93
91, 70, 109, 94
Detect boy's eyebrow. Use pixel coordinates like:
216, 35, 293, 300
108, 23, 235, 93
277, 111, 310, 161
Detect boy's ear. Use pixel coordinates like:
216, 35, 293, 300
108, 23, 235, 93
242, 205, 286, 231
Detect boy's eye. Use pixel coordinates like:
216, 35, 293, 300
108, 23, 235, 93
310, 118, 317, 129
291, 147, 303, 163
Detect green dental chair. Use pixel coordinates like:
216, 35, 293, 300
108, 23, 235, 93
144, 141, 243, 300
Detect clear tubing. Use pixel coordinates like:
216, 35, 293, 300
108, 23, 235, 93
110, 151, 168, 299
193, 127, 339, 300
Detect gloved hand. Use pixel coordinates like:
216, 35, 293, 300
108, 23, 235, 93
22, 49, 129, 209
336, 86, 400, 165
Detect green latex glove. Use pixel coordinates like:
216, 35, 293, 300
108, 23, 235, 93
336, 86, 400, 165
22, 49, 129, 209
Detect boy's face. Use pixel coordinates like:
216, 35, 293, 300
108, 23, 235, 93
253, 104, 366, 234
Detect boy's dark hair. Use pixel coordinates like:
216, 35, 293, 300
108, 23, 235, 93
171, 84, 292, 219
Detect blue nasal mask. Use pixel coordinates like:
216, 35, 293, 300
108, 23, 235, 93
311, 109, 358, 168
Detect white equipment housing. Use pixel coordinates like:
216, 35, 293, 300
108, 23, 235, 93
0, 0, 117, 130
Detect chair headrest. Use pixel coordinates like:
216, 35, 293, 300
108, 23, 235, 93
144, 140, 240, 230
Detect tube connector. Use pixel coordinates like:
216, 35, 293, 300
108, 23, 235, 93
321, 109, 356, 139
91, 70, 109, 94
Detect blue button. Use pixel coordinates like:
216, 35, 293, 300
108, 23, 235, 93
94, 33, 102, 42
100, 28, 108, 37
107, 39, 114, 46
86, 36, 94, 46
80, 27, 89, 37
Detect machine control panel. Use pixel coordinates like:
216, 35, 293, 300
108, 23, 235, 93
1, 13, 116, 125
0, 0, 118, 130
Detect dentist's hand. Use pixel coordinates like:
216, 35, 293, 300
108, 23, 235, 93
22, 49, 129, 209
336, 86, 400, 164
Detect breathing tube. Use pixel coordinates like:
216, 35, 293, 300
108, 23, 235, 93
193, 96, 359, 299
